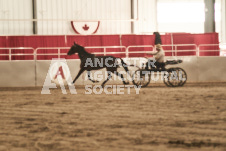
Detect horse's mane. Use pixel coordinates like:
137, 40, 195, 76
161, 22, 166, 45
76, 45, 95, 59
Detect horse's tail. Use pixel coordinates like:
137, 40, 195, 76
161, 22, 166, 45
120, 58, 129, 73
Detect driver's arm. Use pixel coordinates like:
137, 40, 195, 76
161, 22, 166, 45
147, 51, 158, 55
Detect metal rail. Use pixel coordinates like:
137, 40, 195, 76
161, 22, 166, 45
161, 44, 197, 56
126, 44, 198, 57
0, 47, 35, 61
198, 44, 221, 56
0, 44, 224, 61
35, 46, 127, 60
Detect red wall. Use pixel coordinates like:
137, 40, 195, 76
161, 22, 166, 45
0, 33, 219, 60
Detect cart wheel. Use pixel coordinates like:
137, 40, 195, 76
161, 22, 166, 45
175, 67, 187, 86
132, 69, 150, 88
163, 71, 172, 87
166, 68, 187, 87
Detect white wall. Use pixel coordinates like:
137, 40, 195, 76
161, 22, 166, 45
0, 0, 33, 35
220, 0, 226, 43
36, 0, 132, 35
133, 0, 158, 34
157, 0, 205, 33
0, 0, 224, 36
0, 0, 132, 35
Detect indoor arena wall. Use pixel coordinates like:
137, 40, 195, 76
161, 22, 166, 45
0, 61, 35, 87
1, 56, 225, 87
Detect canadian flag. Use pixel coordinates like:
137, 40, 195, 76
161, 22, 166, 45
71, 21, 100, 35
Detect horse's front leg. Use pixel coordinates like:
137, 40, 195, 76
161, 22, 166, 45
87, 71, 99, 83
72, 68, 85, 84
113, 71, 129, 85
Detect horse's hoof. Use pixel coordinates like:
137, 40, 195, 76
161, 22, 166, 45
68, 82, 74, 86
124, 81, 129, 85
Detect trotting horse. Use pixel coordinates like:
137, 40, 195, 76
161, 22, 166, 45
67, 42, 129, 87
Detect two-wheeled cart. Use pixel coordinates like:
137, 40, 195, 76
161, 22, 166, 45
132, 59, 187, 87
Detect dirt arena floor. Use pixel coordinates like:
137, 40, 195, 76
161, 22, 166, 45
0, 82, 226, 151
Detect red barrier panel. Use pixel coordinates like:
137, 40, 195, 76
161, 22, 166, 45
121, 34, 173, 57
0, 37, 7, 47
0, 33, 220, 60
66, 35, 121, 47
4, 36, 65, 48
170, 32, 219, 56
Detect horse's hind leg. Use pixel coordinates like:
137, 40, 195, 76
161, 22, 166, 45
87, 71, 99, 83
113, 71, 129, 85
101, 71, 112, 87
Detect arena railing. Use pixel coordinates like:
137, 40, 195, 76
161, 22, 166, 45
86, 46, 127, 56
34, 46, 127, 60
126, 44, 198, 57
0, 47, 35, 61
35, 46, 161, 59
34, 47, 70, 60
126, 45, 154, 58
161, 44, 198, 56
34, 44, 198, 60
198, 44, 222, 56
0, 44, 224, 61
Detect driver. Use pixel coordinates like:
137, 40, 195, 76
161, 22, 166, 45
147, 44, 165, 63
146, 32, 165, 69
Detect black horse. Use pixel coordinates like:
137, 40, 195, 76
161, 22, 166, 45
67, 42, 129, 86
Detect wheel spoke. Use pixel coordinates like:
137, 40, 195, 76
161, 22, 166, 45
132, 69, 150, 87
166, 67, 187, 87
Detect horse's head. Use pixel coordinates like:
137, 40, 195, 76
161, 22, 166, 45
67, 42, 84, 56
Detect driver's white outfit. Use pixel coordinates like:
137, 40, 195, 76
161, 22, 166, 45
148, 49, 165, 63
146, 44, 165, 69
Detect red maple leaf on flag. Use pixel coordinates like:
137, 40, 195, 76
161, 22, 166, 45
83, 24, 89, 31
